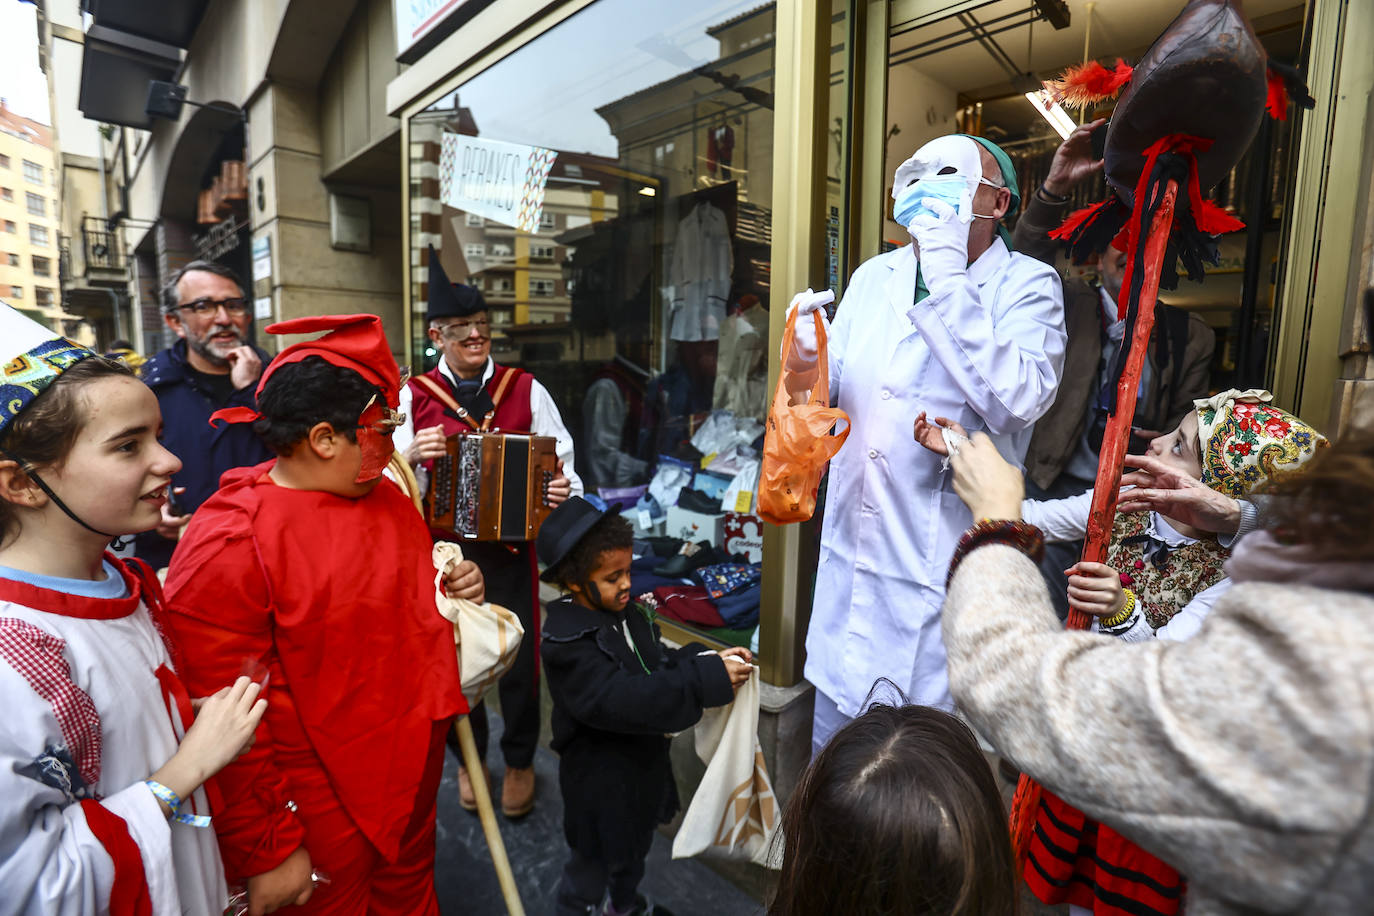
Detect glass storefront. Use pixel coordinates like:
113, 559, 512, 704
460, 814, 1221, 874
399, 0, 1362, 690
408, 0, 787, 655
881, 1, 1308, 394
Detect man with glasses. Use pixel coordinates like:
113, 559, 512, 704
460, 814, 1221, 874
396, 247, 581, 820
136, 260, 271, 569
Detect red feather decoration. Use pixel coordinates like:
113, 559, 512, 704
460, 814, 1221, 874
1266, 67, 1290, 120
1048, 59, 1134, 108
1195, 198, 1245, 235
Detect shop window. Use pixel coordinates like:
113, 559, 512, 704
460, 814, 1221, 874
28, 225, 48, 247
409, 0, 779, 656
32, 255, 50, 276
22, 160, 42, 185
25, 192, 44, 217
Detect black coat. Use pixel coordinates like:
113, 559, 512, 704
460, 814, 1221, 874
541, 596, 734, 864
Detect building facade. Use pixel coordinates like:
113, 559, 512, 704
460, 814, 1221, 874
0, 102, 64, 331
53, 0, 407, 358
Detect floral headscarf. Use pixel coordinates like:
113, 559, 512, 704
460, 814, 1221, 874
1194, 389, 1327, 498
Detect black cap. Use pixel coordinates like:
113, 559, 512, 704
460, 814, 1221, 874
427, 244, 488, 322
536, 496, 613, 583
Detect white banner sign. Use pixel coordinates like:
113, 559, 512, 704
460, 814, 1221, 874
439, 134, 558, 234
394, 0, 474, 57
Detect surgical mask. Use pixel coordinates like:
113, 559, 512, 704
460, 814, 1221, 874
893, 176, 1003, 229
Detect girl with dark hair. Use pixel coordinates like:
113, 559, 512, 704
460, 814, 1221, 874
0, 303, 265, 915
770, 699, 1017, 916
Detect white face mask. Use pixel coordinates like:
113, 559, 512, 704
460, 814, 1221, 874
891, 135, 1002, 226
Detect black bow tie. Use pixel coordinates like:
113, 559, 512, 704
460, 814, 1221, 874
1120, 533, 1174, 569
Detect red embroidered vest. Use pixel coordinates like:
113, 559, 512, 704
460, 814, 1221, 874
408, 362, 534, 436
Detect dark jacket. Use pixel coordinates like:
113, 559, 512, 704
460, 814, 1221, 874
1013, 194, 1215, 490
134, 339, 273, 568
541, 595, 734, 864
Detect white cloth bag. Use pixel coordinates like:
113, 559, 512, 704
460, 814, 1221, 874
432, 541, 524, 708
671, 669, 781, 867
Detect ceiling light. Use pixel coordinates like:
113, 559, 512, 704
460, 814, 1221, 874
1025, 85, 1075, 139
638, 186, 656, 197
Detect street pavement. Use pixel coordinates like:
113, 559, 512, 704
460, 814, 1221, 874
433, 711, 765, 915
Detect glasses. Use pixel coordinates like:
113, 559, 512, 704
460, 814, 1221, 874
438, 318, 490, 339
176, 297, 250, 317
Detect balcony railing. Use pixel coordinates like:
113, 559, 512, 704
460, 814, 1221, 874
82, 216, 127, 273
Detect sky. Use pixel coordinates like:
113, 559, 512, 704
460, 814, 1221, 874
445, 0, 753, 157
0, 1, 51, 124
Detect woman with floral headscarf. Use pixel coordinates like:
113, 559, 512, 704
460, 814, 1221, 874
914, 388, 1326, 916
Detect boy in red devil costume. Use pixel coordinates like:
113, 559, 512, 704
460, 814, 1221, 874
162, 314, 480, 915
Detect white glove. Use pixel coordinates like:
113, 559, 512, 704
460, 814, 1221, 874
909, 197, 969, 297
786, 287, 835, 363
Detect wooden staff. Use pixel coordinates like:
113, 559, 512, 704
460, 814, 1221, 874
386, 452, 527, 916
1008, 179, 1180, 861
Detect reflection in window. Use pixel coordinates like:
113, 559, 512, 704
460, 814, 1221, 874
409, 0, 778, 653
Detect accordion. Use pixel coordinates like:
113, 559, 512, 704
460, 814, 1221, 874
425, 432, 558, 541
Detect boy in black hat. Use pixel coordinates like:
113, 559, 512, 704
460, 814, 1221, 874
537, 497, 752, 916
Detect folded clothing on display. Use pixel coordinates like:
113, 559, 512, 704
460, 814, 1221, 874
642, 582, 761, 633
646, 586, 727, 628
694, 562, 761, 599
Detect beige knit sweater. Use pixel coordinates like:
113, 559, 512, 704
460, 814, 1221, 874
944, 544, 1374, 914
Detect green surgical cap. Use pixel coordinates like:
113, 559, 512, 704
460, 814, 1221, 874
960, 134, 1020, 249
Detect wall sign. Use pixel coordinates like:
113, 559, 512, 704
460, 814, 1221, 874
394, 0, 493, 61
439, 133, 558, 234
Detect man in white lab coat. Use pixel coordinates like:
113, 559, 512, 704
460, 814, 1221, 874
790, 134, 1066, 754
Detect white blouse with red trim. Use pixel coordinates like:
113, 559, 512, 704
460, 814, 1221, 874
0, 560, 226, 916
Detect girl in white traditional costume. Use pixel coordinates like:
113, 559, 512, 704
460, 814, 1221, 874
0, 302, 265, 915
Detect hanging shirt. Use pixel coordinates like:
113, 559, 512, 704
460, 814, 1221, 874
0, 557, 227, 915
805, 238, 1065, 716
667, 203, 733, 342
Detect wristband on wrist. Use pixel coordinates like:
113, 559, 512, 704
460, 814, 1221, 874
1099, 588, 1138, 629
947, 519, 1045, 588
1036, 183, 1071, 204
144, 779, 212, 827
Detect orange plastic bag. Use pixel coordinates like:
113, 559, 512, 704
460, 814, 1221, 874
757, 309, 850, 524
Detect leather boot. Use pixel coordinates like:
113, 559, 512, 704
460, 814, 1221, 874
458, 763, 490, 813
501, 765, 536, 818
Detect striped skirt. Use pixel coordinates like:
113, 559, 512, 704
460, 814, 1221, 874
1024, 789, 1186, 916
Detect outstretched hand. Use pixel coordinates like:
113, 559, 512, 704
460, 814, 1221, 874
1118, 454, 1242, 535
912, 412, 968, 456
1043, 118, 1106, 196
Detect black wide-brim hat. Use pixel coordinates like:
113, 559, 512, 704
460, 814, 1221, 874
427, 244, 488, 322
537, 496, 615, 583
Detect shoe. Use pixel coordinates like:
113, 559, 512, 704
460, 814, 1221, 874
457, 764, 490, 813
501, 765, 536, 818
653, 540, 716, 577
